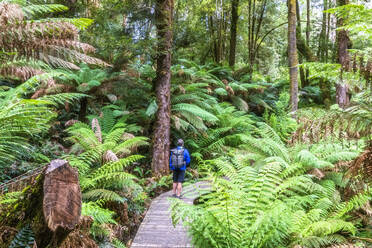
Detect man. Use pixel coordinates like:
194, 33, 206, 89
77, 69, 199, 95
169, 139, 190, 198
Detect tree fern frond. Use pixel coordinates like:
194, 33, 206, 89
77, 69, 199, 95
82, 202, 117, 224
104, 128, 125, 144
38, 93, 86, 106
83, 189, 124, 203
173, 103, 218, 123
22, 4, 67, 17
91, 155, 144, 178
333, 192, 370, 218
112, 137, 149, 156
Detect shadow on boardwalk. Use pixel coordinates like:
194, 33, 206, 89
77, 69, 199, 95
131, 181, 210, 248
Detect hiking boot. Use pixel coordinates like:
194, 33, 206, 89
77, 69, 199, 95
172, 193, 177, 198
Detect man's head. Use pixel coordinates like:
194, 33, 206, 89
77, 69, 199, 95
177, 139, 184, 147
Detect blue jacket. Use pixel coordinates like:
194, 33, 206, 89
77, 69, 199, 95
169, 146, 190, 171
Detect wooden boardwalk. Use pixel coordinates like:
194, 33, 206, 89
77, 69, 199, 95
131, 181, 210, 248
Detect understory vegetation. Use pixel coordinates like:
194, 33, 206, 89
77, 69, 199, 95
0, 0, 371, 247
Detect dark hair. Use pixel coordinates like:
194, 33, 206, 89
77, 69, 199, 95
177, 139, 184, 146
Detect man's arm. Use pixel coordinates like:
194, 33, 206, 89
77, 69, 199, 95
169, 151, 173, 168
184, 149, 191, 166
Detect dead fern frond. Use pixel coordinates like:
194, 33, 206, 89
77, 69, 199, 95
0, 2, 108, 83
91, 118, 102, 143
346, 145, 372, 184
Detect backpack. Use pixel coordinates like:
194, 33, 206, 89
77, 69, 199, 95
171, 148, 185, 169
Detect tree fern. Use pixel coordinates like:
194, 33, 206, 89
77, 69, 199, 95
66, 118, 147, 209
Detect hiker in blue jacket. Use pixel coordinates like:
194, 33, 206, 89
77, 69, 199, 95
170, 139, 190, 198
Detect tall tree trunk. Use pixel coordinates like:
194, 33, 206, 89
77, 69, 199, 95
229, 0, 239, 67
306, 0, 310, 45
317, 0, 328, 61
250, 0, 256, 69
297, 29, 317, 62
305, 0, 311, 84
209, 16, 219, 63
246, 0, 267, 72
288, 0, 298, 113
152, 0, 174, 176
336, 0, 351, 108
78, 97, 88, 122
247, 0, 252, 71
296, 0, 307, 88
325, 0, 331, 62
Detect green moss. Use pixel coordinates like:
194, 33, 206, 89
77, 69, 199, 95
22, 186, 31, 193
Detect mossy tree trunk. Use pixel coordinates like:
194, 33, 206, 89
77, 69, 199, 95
336, 0, 351, 108
229, 0, 239, 68
317, 0, 328, 62
152, 0, 174, 176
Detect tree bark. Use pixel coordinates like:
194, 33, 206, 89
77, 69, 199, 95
305, 0, 311, 84
78, 97, 88, 122
317, 0, 328, 61
306, 0, 310, 45
336, 0, 351, 108
325, 0, 331, 62
297, 29, 317, 62
288, 0, 298, 113
247, 0, 252, 71
209, 16, 219, 63
229, 0, 239, 67
296, 0, 307, 88
152, 0, 174, 176
246, 0, 267, 72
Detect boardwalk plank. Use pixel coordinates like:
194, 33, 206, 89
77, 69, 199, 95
131, 181, 209, 248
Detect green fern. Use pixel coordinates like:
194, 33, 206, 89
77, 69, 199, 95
171, 131, 366, 248
9, 225, 35, 248
66, 118, 147, 208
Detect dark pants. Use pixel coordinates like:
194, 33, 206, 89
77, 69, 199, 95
172, 169, 185, 183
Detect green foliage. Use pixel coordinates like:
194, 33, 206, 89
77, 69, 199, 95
66, 118, 147, 203
9, 225, 35, 248
326, 4, 372, 41
0, 73, 83, 180
81, 201, 117, 238
186, 103, 254, 160
57, 64, 109, 93
263, 92, 297, 141
0, 191, 22, 205
171, 133, 368, 248
82, 201, 117, 225
66, 117, 148, 243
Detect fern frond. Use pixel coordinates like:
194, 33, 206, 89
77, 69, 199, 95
91, 155, 144, 178
113, 137, 149, 156
9, 225, 35, 248
82, 202, 117, 224
83, 189, 124, 203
